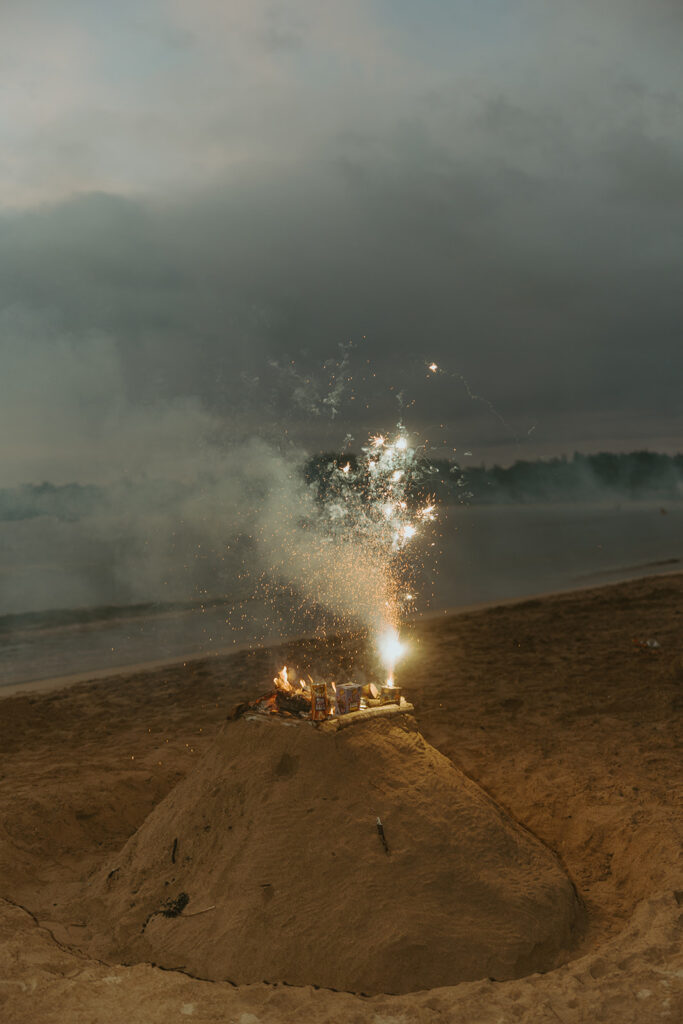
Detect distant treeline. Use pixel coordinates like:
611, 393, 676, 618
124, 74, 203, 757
306, 450, 683, 505
452, 451, 683, 503
1, 451, 681, 523
0, 481, 103, 521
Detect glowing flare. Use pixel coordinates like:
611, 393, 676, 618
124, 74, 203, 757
395, 437, 408, 450
378, 626, 407, 686
429, 362, 438, 373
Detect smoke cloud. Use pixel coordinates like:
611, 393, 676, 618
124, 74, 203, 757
0, 317, 412, 634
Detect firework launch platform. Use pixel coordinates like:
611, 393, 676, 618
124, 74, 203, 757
243, 698, 414, 729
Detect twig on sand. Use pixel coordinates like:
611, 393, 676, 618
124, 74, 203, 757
376, 816, 389, 855
181, 904, 216, 918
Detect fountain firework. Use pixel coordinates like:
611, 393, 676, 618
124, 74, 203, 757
251, 424, 439, 714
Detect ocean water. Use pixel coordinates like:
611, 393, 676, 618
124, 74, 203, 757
1, 502, 680, 688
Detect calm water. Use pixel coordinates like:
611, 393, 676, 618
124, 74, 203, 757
1, 502, 680, 688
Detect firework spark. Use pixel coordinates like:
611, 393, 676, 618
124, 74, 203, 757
252, 425, 438, 687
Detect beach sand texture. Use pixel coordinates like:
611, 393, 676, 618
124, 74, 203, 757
66, 715, 581, 994
1, 573, 681, 1022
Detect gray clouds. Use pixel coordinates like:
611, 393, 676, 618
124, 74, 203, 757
0, 0, 682, 466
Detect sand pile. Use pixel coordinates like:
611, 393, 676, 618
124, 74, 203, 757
70, 711, 582, 994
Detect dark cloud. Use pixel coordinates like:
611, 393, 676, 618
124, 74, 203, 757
0, 0, 681, 470
2, 144, 681, 456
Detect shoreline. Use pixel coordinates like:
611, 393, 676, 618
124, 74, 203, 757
3, 566, 681, 701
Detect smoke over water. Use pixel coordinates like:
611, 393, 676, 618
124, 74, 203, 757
0, 321, 440, 672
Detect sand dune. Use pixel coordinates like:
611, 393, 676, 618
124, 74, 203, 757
0, 573, 681, 1022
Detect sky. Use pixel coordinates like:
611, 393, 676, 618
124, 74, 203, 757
1, 0, 682, 486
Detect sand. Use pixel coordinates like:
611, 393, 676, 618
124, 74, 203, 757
65, 714, 581, 993
1, 572, 682, 1022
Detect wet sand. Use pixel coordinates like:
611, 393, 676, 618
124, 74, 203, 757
1, 573, 681, 1022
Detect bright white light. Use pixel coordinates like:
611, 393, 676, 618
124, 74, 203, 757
429, 362, 438, 373
395, 437, 408, 450
378, 626, 407, 674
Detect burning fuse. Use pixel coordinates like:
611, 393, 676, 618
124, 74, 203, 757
310, 682, 328, 721
336, 683, 362, 715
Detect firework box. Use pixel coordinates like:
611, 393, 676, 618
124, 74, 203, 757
380, 685, 402, 705
311, 683, 328, 721
336, 683, 362, 715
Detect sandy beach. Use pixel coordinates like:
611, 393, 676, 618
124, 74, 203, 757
1, 572, 681, 1022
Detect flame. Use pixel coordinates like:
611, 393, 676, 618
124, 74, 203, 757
274, 666, 294, 692
377, 626, 407, 685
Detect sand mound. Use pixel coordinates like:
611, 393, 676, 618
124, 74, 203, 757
74, 713, 582, 994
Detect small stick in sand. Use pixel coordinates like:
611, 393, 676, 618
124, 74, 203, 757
171, 837, 178, 863
181, 904, 216, 918
376, 816, 389, 855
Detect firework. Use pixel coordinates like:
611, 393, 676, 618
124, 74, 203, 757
307, 426, 438, 687
251, 424, 438, 699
